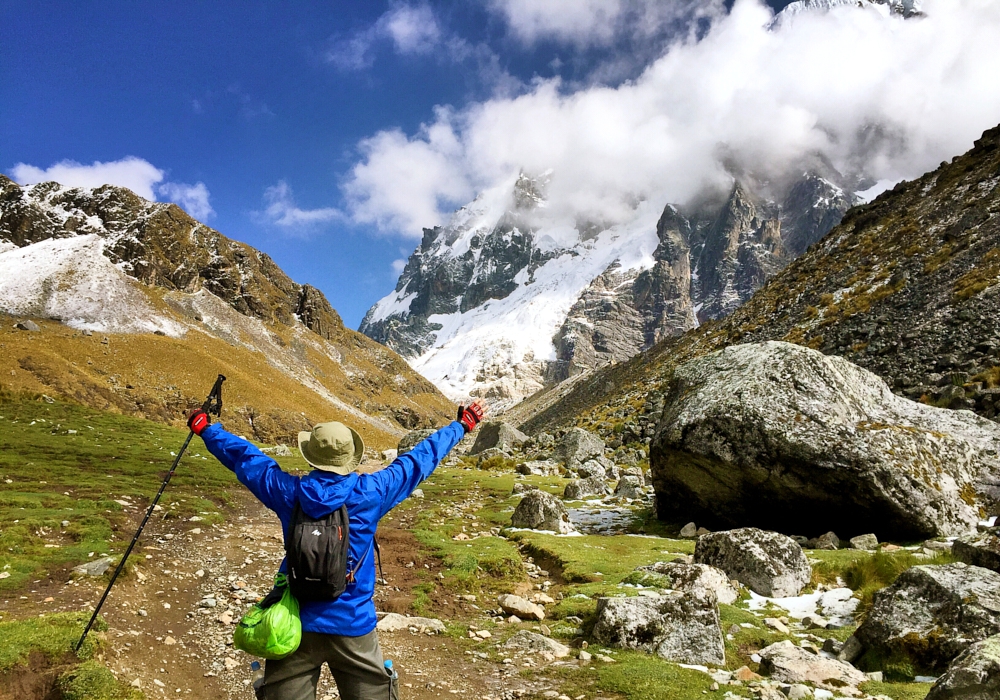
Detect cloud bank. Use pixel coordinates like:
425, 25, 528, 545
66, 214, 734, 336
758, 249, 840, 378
9, 157, 215, 220
342, 0, 1000, 239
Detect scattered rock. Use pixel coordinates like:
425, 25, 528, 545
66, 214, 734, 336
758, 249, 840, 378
849, 534, 879, 551
926, 633, 1000, 700
511, 482, 539, 495
498, 594, 545, 621
854, 562, 1000, 672
807, 532, 840, 550
614, 475, 645, 500
591, 590, 725, 666
163, 636, 176, 645
501, 630, 569, 658
376, 613, 446, 634
553, 428, 605, 469
511, 490, 574, 533
397, 429, 436, 455
516, 460, 561, 476
575, 458, 613, 479
470, 421, 528, 455
764, 618, 790, 634
679, 522, 698, 538
694, 528, 811, 597
632, 562, 738, 604
953, 529, 1000, 573
651, 342, 1000, 540
223, 658, 239, 671
578, 650, 592, 662
382, 448, 398, 462
72, 556, 114, 577
563, 476, 610, 500
621, 466, 646, 485
758, 640, 867, 692
15, 320, 40, 331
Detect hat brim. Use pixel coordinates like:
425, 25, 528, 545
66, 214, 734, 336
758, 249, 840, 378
298, 427, 365, 474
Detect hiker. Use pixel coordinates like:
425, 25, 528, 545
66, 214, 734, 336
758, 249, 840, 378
186, 400, 486, 700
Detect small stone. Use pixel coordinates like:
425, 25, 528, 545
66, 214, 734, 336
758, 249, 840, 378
498, 594, 545, 621
579, 650, 592, 662
475, 629, 492, 639
61, 520, 70, 528
865, 671, 883, 682
195, 569, 205, 577
765, 618, 790, 634
734, 666, 762, 682
130, 679, 141, 688
163, 636, 176, 645
153, 679, 165, 688
802, 615, 828, 630
411, 489, 424, 499
138, 609, 148, 617
217, 611, 233, 625
679, 522, 698, 538
849, 534, 879, 551
507, 615, 521, 625
223, 657, 239, 671
15, 320, 41, 332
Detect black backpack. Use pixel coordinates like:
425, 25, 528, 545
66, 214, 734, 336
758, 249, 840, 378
286, 503, 367, 602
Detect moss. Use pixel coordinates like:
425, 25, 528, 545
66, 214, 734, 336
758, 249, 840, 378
58, 660, 142, 700
859, 680, 931, 700
953, 247, 1000, 301
959, 482, 978, 506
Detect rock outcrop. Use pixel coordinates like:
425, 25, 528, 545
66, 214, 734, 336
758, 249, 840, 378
694, 528, 811, 598
652, 342, 1000, 540
758, 640, 867, 693
510, 490, 574, 533
631, 562, 739, 605
469, 421, 528, 455
397, 429, 436, 455
926, 633, 1000, 700
953, 529, 1000, 573
614, 475, 645, 500
553, 428, 604, 469
853, 563, 1000, 672
563, 477, 610, 500
591, 591, 725, 666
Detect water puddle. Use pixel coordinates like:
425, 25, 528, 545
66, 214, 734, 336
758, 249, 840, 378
568, 506, 635, 535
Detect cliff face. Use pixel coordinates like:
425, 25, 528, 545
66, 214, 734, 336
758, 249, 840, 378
361, 167, 857, 402
0, 176, 454, 446
518, 123, 1000, 442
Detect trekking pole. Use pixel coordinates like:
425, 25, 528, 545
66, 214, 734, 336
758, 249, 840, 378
75, 374, 226, 652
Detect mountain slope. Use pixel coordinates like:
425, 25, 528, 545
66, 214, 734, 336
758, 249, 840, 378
361, 167, 857, 404
518, 123, 1000, 439
0, 176, 453, 448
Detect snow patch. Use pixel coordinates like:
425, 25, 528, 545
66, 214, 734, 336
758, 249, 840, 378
0, 235, 185, 336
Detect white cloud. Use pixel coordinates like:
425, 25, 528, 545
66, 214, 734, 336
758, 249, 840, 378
10, 157, 165, 200
9, 156, 215, 221
327, 3, 442, 70
342, 0, 1000, 236
391, 258, 408, 274
487, 0, 725, 48
156, 181, 214, 220
259, 180, 344, 228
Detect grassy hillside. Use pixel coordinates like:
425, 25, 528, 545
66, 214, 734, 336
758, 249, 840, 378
0, 316, 452, 452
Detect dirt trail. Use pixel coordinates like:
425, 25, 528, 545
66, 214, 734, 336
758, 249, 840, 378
42, 493, 540, 700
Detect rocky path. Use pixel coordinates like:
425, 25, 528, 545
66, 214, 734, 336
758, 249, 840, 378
81, 494, 552, 700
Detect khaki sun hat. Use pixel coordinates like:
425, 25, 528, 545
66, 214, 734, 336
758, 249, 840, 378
298, 421, 365, 475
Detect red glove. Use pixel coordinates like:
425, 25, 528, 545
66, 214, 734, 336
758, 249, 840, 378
186, 408, 210, 436
457, 401, 485, 434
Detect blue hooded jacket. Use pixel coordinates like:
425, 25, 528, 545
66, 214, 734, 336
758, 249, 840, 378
200, 420, 465, 637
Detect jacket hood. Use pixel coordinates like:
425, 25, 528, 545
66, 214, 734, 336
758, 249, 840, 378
296, 470, 360, 519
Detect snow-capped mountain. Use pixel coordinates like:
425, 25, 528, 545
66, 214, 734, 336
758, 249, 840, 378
0, 175, 453, 442
360, 166, 859, 405
773, 0, 923, 27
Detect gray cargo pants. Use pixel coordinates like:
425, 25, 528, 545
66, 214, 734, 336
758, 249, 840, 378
262, 630, 398, 700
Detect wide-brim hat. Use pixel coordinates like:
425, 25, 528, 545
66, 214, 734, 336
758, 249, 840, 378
298, 421, 365, 475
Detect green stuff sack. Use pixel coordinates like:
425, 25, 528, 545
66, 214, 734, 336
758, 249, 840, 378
233, 573, 301, 660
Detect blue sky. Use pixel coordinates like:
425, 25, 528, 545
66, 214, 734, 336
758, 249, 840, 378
4, 1, 999, 328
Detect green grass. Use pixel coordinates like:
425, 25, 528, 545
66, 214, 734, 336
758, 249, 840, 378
841, 551, 955, 619
508, 531, 693, 583
58, 660, 142, 700
860, 680, 931, 700
0, 390, 251, 591
0, 611, 101, 672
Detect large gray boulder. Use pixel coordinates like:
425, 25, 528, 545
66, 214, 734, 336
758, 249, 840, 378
953, 529, 1000, 573
511, 490, 575, 533
853, 563, 1000, 672
926, 633, 1000, 700
651, 342, 1000, 540
575, 457, 613, 479
758, 640, 867, 692
591, 590, 725, 666
694, 528, 811, 598
563, 476, 610, 500
470, 421, 528, 455
502, 630, 570, 659
632, 561, 739, 604
553, 428, 604, 468
614, 475, 645, 500
397, 428, 436, 455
